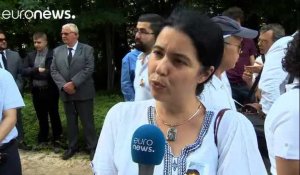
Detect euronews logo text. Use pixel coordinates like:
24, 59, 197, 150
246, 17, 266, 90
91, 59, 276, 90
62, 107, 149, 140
1, 9, 75, 20
132, 138, 155, 153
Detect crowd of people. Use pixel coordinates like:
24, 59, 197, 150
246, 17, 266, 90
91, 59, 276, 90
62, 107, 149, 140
0, 6, 299, 175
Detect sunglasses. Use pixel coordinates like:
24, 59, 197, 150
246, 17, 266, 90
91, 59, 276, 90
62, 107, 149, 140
61, 32, 75, 36
0, 38, 6, 42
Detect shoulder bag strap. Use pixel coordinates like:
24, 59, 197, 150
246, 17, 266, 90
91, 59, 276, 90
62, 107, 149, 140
214, 108, 230, 146
287, 74, 295, 84
261, 54, 265, 63
247, 54, 265, 100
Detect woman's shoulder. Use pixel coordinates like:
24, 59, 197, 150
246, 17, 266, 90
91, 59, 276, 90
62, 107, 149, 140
106, 99, 155, 121
266, 89, 299, 123
210, 109, 253, 131
110, 99, 155, 110
278, 88, 299, 102
268, 89, 299, 114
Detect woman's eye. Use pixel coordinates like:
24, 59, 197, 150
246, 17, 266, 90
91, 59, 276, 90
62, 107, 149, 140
152, 50, 164, 58
173, 58, 186, 65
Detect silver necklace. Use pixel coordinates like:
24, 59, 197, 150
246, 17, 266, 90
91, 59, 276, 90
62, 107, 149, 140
156, 104, 201, 141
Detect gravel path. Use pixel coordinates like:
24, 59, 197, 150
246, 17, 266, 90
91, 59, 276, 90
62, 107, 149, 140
20, 150, 93, 175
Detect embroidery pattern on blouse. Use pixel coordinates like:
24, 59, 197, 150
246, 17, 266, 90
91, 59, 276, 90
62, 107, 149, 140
147, 106, 214, 175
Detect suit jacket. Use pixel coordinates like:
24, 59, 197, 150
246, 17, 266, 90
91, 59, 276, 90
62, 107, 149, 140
50, 42, 95, 101
22, 49, 58, 91
5, 49, 23, 91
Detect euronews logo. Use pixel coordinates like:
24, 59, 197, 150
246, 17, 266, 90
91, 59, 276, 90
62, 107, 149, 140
1, 9, 75, 20
132, 138, 155, 153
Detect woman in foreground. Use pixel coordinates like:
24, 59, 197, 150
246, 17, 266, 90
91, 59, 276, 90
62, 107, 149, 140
92, 9, 267, 175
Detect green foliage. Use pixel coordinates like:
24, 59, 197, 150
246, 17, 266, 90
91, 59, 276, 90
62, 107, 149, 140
0, 0, 298, 90
22, 91, 123, 146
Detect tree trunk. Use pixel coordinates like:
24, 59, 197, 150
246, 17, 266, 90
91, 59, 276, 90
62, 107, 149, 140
104, 23, 115, 90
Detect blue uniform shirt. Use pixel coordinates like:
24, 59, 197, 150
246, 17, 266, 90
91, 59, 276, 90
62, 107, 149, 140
0, 68, 25, 144
120, 49, 141, 101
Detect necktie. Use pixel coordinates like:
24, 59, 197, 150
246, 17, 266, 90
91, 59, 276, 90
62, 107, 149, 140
0, 51, 7, 69
68, 48, 73, 65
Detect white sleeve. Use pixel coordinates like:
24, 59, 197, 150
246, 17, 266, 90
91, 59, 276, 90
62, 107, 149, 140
216, 110, 268, 175
272, 103, 299, 160
4, 71, 24, 110
91, 103, 122, 175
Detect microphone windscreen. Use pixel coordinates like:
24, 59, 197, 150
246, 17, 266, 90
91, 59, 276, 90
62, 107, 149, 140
131, 124, 166, 165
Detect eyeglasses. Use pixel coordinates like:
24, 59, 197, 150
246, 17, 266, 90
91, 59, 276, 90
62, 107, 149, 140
224, 42, 242, 54
258, 39, 268, 44
135, 29, 154, 35
61, 32, 75, 36
0, 38, 6, 42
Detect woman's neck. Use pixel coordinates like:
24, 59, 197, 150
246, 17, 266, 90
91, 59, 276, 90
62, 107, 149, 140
155, 97, 201, 121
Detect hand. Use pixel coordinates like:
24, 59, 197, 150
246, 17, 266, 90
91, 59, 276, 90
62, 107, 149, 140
38, 67, 46, 72
245, 62, 263, 74
251, 102, 262, 110
63, 82, 76, 95
242, 69, 253, 88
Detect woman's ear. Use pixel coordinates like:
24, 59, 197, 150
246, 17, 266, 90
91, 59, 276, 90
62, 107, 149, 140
197, 66, 215, 84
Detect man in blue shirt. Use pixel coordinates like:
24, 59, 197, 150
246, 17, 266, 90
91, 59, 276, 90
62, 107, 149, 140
120, 48, 141, 101
0, 68, 25, 175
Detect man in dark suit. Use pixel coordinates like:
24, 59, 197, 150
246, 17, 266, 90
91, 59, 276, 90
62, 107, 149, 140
23, 32, 63, 148
51, 23, 97, 160
0, 30, 30, 150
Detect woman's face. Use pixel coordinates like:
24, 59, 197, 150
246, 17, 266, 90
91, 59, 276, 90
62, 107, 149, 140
148, 27, 212, 102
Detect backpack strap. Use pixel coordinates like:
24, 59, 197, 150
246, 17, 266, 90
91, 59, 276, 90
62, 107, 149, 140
214, 109, 230, 146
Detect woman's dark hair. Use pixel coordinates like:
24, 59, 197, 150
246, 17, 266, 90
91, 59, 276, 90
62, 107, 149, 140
282, 32, 300, 79
164, 9, 224, 94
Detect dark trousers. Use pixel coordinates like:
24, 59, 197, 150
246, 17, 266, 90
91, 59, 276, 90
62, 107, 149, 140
0, 139, 22, 175
32, 86, 62, 143
63, 99, 97, 151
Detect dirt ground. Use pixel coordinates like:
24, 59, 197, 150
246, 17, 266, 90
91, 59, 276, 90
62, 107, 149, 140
20, 150, 93, 175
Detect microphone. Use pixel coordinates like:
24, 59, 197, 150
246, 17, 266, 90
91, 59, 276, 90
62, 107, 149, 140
131, 124, 166, 175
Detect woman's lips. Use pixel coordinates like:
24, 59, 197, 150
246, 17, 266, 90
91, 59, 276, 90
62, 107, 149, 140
151, 80, 166, 89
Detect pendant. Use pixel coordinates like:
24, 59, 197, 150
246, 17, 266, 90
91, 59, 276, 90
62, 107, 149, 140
166, 127, 177, 141
186, 169, 200, 175
140, 78, 145, 87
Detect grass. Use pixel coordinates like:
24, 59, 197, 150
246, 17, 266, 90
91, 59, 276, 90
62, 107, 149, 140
21, 91, 123, 146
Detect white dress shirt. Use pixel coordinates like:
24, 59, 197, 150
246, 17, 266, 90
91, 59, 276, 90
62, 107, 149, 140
258, 36, 293, 114
200, 73, 236, 111
133, 53, 152, 101
0, 50, 6, 69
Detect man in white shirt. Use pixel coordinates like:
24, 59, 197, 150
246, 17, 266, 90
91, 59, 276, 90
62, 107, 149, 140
133, 14, 164, 101
243, 24, 285, 102
200, 16, 258, 110
258, 35, 293, 114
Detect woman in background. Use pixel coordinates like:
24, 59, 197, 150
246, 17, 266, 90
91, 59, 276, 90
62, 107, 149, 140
264, 32, 299, 175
